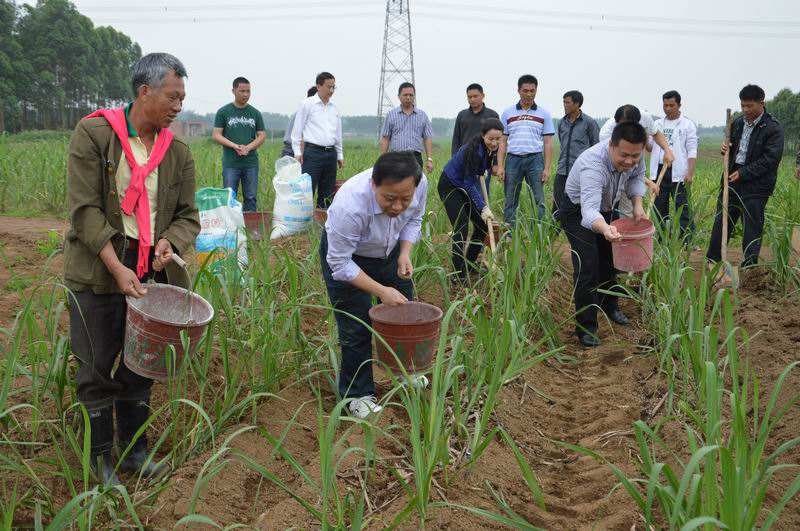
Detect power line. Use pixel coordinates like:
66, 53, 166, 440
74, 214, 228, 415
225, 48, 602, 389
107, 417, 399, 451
411, 9, 800, 39
420, 0, 800, 28
78, 1, 381, 13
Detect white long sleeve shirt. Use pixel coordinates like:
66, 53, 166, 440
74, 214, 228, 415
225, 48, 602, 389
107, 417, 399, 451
649, 114, 698, 182
291, 94, 343, 160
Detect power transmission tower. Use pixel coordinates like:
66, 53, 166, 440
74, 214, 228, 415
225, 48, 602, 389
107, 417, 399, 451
376, 0, 415, 138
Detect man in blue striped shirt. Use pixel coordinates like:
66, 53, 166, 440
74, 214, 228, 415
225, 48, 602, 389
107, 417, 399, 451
380, 82, 434, 173
498, 74, 555, 229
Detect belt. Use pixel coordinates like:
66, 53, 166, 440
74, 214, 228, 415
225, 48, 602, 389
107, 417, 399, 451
508, 152, 542, 158
306, 142, 336, 152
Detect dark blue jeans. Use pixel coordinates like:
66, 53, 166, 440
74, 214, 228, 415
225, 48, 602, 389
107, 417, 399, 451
503, 152, 545, 229
319, 233, 414, 398
303, 145, 338, 208
222, 165, 259, 212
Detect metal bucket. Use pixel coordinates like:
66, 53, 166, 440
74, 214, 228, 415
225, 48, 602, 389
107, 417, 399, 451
123, 284, 214, 381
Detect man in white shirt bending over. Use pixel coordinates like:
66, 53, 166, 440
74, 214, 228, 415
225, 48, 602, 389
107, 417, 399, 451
291, 72, 344, 209
650, 90, 698, 241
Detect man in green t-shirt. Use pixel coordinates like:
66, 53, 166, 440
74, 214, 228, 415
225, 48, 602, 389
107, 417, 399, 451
212, 76, 266, 211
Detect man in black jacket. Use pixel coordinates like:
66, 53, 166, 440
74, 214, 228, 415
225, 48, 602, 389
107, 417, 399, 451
707, 84, 784, 268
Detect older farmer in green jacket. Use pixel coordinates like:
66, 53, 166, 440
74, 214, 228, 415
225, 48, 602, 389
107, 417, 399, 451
65, 52, 199, 485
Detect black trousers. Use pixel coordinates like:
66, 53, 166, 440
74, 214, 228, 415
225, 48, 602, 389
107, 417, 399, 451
319, 233, 413, 398
68, 241, 167, 407
437, 174, 488, 279
559, 198, 619, 336
706, 189, 768, 268
653, 164, 695, 240
552, 173, 568, 223
302, 144, 338, 208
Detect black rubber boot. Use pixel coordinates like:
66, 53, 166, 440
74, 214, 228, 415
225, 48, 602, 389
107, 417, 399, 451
115, 398, 168, 480
86, 404, 121, 486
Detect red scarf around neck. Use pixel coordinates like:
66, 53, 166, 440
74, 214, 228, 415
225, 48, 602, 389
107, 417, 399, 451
84, 107, 174, 277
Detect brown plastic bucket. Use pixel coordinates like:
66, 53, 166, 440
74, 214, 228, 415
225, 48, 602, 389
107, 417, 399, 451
123, 284, 214, 381
243, 211, 272, 241
369, 301, 443, 373
610, 217, 655, 272
313, 208, 328, 226
333, 179, 345, 197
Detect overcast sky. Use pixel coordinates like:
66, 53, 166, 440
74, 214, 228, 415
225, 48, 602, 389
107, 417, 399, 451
71, 0, 800, 126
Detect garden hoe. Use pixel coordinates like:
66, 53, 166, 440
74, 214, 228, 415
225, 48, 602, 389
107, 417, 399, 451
646, 160, 671, 220
718, 108, 739, 289
479, 171, 504, 284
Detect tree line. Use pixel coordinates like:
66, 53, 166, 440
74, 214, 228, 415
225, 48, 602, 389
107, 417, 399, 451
0, 0, 141, 133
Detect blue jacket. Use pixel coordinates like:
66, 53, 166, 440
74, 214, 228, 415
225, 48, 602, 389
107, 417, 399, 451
443, 143, 492, 210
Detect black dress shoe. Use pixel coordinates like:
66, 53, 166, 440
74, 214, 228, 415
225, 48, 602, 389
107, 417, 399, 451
606, 308, 630, 326
578, 333, 600, 348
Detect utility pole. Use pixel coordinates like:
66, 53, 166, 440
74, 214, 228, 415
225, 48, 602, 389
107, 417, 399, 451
376, 0, 415, 138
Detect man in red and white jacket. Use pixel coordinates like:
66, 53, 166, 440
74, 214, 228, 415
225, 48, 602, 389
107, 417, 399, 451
649, 90, 698, 241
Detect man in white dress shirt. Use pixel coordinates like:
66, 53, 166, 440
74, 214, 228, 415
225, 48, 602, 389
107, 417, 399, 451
291, 72, 344, 208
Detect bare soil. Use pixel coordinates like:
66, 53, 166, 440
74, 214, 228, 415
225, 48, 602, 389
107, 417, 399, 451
2, 215, 798, 529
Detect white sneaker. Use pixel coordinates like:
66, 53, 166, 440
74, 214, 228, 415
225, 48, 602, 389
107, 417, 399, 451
348, 396, 383, 419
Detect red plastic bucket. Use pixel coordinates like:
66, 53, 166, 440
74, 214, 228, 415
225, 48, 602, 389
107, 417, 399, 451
611, 217, 655, 272
333, 179, 345, 197
313, 208, 327, 226
243, 211, 272, 241
369, 301, 443, 373
123, 284, 214, 381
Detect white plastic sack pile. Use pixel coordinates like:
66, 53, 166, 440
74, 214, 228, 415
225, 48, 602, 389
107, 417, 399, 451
195, 187, 248, 271
271, 156, 313, 239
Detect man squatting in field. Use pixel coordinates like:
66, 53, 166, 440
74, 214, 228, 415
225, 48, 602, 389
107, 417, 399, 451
559, 122, 649, 348
706, 84, 785, 268
65, 53, 200, 485
320, 152, 428, 419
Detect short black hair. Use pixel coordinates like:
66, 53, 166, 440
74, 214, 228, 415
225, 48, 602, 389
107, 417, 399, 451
662, 90, 681, 104
611, 121, 647, 146
398, 82, 415, 95
614, 104, 641, 124
316, 72, 334, 86
739, 84, 765, 102
372, 151, 423, 187
563, 90, 584, 107
307, 86, 318, 98
233, 76, 249, 89
518, 74, 538, 89
466, 83, 484, 93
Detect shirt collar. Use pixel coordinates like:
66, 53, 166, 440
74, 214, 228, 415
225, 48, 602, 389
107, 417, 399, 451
469, 104, 485, 115
369, 178, 384, 214
516, 100, 538, 111
603, 144, 620, 175
397, 105, 416, 114
124, 102, 138, 138
564, 111, 583, 123
745, 112, 763, 127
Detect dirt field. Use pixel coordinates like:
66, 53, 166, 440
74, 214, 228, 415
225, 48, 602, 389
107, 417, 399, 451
2, 215, 798, 529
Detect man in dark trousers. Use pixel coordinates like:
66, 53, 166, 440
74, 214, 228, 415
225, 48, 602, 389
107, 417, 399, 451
706, 84, 784, 268
451, 83, 500, 155
560, 122, 648, 347
291, 72, 344, 208
451, 83, 500, 194
66, 53, 200, 484
553, 90, 599, 222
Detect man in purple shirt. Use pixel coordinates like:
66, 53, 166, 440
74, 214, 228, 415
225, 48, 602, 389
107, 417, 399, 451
320, 151, 428, 419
